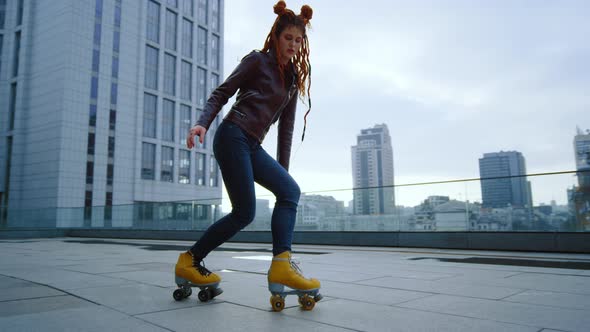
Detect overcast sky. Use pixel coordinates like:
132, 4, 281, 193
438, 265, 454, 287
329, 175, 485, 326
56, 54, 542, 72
218, 0, 589, 208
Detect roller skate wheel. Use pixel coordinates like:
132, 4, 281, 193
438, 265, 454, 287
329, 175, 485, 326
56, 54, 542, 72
300, 295, 315, 311
198, 289, 211, 302
173, 289, 184, 301
270, 295, 285, 312
211, 287, 223, 298
314, 294, 323, 302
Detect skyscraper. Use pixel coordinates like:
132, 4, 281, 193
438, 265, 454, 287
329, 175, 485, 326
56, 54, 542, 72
0, 0, 224, 225
574, 128, 590, 188
572, 128, 590, 229
479, 151, 532, 208
351, 124, 395, 215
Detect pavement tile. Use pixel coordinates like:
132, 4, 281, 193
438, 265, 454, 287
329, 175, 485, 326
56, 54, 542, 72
0, 304, 167, 331
0, 283, 64, 302
503, 289, 590, 310
0, 296, 91, 317
102, 270, 172, 288
318, 280, 434, 305
69, 283, 219, 315
282, 298, 539, 332
137, 302, 349, 331
398, 294, 590, 332
356, 276, 524, 300
0, 267, 134, 291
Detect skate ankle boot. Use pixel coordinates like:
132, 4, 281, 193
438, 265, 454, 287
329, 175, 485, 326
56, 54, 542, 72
267, 251, 322, 312
173, 251, 222, 302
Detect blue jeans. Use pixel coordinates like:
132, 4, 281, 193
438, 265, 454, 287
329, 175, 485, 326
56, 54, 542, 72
190, 120, 301, 258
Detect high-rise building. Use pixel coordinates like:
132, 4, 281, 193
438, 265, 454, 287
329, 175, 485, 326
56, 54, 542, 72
0, 0, 224, 225
574, 128, 590, 188
479, 151, 532, 208
351, 124, 395, 215
571, 128, 590, 229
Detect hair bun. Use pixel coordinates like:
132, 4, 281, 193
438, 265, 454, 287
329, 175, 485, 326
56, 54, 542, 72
300, 5, 313, 21
274, 1, 287, 15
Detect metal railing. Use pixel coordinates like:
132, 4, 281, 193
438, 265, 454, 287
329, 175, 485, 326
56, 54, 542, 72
1, 170, 589, 232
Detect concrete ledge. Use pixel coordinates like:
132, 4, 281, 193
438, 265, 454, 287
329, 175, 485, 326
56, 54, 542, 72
0, 229, 68, 239
400, 232, 468, 249
556, 233, 590, 252
3, 229, 590, 253
468, 232, 556, 251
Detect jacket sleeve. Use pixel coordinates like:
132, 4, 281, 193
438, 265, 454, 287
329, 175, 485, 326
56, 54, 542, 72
196, 51, 259, 129
277, 93, 298, 171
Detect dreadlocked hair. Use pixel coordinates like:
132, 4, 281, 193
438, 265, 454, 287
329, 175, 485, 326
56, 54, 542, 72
262, 1, 313, 140
262, 1, 312, 97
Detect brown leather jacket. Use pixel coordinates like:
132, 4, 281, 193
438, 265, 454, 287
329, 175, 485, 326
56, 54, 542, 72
196, 50, 298, 171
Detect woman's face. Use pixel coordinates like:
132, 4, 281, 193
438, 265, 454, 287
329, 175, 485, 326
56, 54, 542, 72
278, 25, 303, 65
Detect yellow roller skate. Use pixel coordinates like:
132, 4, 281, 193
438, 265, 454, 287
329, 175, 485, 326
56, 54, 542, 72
267, 251, 322, 312
173, 251, 222, 302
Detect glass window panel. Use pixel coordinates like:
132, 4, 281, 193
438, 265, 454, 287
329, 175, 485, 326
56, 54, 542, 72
182, 19, 193, 58
197, 67, 206, 106
164, 53, 176, 95
198, 0, 207, 24
209, 155, 218, 187
92, 49, 100, 72
90, 76, 99, 99
113, 30, 120, 53
209, 72, 219, 95
211, 0, 219, 32
197, 27, 207, 65
89, 104, 97, 127
211, 34, 219, 70
165, 10, 177, 51
0, 1, 6, 29
179, 105, 191, 143
110, 82, 118, 105
143, 93, 157, 138
109, 109, 116, 130
161, 146, 174, 182
181, 60, 192, 101
183, 0, 193, 16
142, 143, 156, 180
93, 22, 102, 47
147, 0, 160, 43
12, 31, 21, 77
114, 3, 121, 27
108, 136, 115, 158
145, 45, 159, 89
0, 35, 3, 74
163, 99, 175, 142
195, 153, 206, 186
111, 56, 119, 78
179, 150, 191, 184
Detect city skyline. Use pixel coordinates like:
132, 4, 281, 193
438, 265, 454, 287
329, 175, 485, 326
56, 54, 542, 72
221, 0, 588, 208
1, 1, 587, 214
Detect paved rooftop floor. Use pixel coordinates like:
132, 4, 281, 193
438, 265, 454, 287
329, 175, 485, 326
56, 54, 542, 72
1, 237, 590, 331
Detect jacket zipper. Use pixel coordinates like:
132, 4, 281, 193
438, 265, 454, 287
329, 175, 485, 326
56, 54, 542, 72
269, 78, 297, 126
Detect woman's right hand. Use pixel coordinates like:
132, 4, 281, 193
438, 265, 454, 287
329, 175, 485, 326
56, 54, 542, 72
187, 125, 207, 149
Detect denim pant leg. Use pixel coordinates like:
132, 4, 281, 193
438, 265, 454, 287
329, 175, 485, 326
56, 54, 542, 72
190, 122, 257, 259
252, 146, 301, 256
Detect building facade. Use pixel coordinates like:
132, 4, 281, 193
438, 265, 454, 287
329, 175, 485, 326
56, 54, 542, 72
0, 0, 224, 226
571, 128, 590, 229
479, 151, 532, 209
351, 124, 395, 215
574, 128, 590, 188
